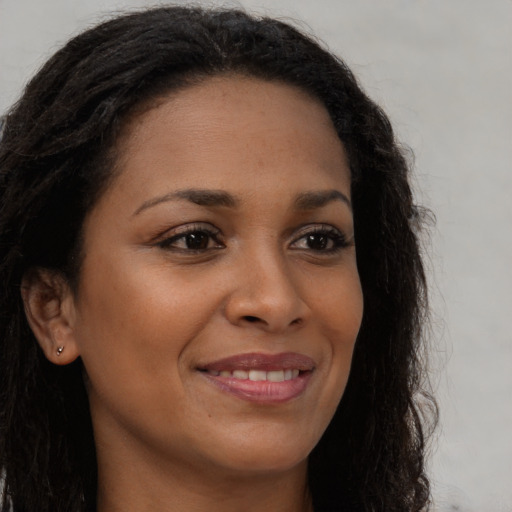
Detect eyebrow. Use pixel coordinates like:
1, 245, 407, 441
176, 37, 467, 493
294, 190, 352, 210
133, 189, 238, 215
133, 187, 351, 216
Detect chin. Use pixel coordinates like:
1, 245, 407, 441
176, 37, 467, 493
206, 432, 314, 476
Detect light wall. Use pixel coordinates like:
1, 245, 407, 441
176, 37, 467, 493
1, 1, 510, 510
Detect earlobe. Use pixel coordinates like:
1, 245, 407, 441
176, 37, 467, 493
21, 268, 80, 365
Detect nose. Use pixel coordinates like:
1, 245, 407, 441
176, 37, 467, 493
224, 249, 311, 333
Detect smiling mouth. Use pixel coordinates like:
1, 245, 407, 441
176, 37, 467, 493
204, 368, 301, 381
197, 352, 315, 403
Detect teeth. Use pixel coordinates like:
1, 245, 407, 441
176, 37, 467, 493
267, 370, 285, 382
249, 370, 267, 381
208, 369, 302, 381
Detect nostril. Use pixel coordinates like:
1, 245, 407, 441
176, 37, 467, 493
243, 315, 261, 323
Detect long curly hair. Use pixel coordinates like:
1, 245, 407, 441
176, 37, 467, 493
0, 6, 437, 512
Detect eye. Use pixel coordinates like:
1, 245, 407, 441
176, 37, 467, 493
290, 225, 350, 253
157, 224, 224, 252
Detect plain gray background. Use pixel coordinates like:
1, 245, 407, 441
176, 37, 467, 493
1, 1, 511, 510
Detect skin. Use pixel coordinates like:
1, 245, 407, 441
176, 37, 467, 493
24, 75, 363, 512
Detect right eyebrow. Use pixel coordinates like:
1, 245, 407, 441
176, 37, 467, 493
133, 188, 238, 216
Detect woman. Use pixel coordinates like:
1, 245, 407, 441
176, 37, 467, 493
0, 6, 436, 512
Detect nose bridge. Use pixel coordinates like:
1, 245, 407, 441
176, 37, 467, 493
248, 244, 296, 302
225, 240, 309, 332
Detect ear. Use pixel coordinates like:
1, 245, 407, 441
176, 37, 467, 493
21, 268, 80, 365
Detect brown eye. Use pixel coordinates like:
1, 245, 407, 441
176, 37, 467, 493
183, 232, 210, 250
290, 225, 350, 253
157, 225, 224, 252
305, 233, 330, 251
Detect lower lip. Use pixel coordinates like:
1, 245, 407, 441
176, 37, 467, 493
200, 372, 312, 404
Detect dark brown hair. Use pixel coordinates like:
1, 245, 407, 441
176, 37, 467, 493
0, 6, 436, 511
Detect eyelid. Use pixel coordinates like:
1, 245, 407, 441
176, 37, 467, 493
158, 222, 220, 238
291, 223, 346, 240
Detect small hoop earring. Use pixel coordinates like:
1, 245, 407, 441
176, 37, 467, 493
56, 346, 64, 356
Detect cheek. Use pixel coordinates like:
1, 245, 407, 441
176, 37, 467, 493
71, 257, 227, 450
314, 264, 363, 341
72, 253, 219, 390
315, 269, 363, 398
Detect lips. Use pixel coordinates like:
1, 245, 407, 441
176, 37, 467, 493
197, 352, 315, 403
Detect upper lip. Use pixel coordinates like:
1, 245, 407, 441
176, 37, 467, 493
197, 352, 316, 372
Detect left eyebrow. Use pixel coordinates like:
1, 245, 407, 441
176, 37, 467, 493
294, 189, 352, 211
133, 188, 238, 216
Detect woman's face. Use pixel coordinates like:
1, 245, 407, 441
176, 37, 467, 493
69, 75, 363, 477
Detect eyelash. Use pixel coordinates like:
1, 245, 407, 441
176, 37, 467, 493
156, 224, 350, 254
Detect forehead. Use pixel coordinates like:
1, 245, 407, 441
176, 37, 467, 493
103, 75, 350, 210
